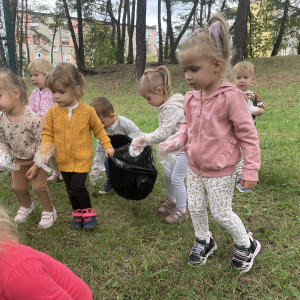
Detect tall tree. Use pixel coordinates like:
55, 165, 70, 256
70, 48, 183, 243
271, 0, 289, 56
127, 0, 135, 64
62, 0, 86, 70
25, 0, 30, 64
134, 0, 147, 79
158, 0, 163, 63
231, 0, 250, 66
107, 0, 129, 64
164, 22, 169, 60
18, 0, 24, 75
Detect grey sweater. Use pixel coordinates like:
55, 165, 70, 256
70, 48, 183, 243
92, 115, 140, 168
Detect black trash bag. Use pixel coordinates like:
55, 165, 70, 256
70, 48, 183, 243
107, 135, 157, 200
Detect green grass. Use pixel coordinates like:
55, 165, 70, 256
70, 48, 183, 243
1, 56, 300, 299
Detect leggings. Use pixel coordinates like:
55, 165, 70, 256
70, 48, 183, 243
164, 153, 188, 208
61, 172, 91, 210
187, 168, 249, 247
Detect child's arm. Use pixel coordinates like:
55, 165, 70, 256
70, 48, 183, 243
229, 90, 261, 183
0, 116, 10, 168
92, 140, 105, 169
41, 109, 54, 145
121, 118, 140, 139
27, 90, 37, 113
250, 92, 264, 117
89, 109, 114, 157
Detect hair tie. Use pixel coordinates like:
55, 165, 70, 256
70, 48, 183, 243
156, 67, 160, 72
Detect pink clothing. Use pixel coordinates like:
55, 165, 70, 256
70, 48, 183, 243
176, 81, 260, 181
28, 88, 56, 117
0, 242, 93, 300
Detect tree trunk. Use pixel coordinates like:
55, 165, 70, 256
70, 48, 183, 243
220, 0, 226, 11
164, 22, 169, 60
207, 0, 213, 22
231, 0, 250, 66
158, 0, 163, 63
127, 0, 135, 64
298, 36, 300, 54
174, 0, 199, 49
51, 18, 59, 64
166, 0, 177, 63
271, 0, 289, 56
119, 0, 129, 64
25, 0, 30, 64
134, 0, 147, 79
18, 0, 24, 75
111, 23, 116, 48
62, 0, 81, 69
199, 0, 204, 27
76, 0, 85, 69
9, 0, 17, 36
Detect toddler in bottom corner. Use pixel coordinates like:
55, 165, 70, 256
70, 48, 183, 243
41, 63, 114, 231
160, 14, 261, 273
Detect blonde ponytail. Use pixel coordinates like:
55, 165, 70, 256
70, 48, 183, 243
138, 66, 172, 100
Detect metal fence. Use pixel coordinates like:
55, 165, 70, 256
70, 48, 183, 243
0, 0, 16, 73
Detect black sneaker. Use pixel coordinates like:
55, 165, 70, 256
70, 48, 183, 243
230, 232, 261, 273
99, 181, 113, 194
188, 234, 217, 266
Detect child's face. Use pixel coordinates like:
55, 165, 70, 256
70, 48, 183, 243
99, 113, 115, 129
179, 55, 220, 91
29, 70, 46, 90
232, 69, 255, 92
0, 89, 19, 113
141, 88, 165, 107
51, 82, 79, 107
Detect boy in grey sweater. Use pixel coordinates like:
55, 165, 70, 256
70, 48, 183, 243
89, 97, 140, 193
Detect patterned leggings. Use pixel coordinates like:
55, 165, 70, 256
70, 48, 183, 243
187, 168, 249, 247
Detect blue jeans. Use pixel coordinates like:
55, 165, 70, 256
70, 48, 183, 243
104, 157, 110, 184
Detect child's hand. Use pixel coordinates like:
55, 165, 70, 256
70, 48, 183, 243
240, 180, 257, 190
105, 147, 115, 158
26, 164, 39, 179
158, 140, 178, 153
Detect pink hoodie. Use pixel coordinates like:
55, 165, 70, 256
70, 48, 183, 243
176, 81, 260, 181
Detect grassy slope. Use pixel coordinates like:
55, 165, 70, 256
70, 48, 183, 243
1, 56, 300, 299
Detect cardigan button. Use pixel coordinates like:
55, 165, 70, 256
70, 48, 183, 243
68, 126, 70, 129
68, 140, 70, 143
69, 155, 72, 158
69, 167, 72, 170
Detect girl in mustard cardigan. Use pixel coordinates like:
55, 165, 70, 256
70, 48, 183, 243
41, 63, 114, 230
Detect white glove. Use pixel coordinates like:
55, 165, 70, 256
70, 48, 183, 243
129, 136, 148, 157
34, 143, 54, 173
0, 152, 20, 171
89, 164, 105, 186
248, 100, 259, 114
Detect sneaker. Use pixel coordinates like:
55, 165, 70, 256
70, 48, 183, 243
99, 181, 113, 194
236, 179, 252, 192
158, 199, 176, 213
82, 208, 97, 230
71, 209, 83, 229
14, 203, 34, 224
188, 233, 217, 266
165, 208, 189, 224
230, 232, 261, 273
38, 207, 57, 229
47, 171, 62, 182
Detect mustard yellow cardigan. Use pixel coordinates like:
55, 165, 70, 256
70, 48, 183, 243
41, 102, 112, 173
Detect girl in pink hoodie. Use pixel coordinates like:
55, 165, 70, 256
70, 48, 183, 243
160, 14, 261, 273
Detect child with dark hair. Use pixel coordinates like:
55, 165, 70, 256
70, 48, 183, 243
89, 97, 140, 193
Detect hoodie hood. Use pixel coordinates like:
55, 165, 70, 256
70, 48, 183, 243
156, 93, 184, 113
192, 80, 237, 100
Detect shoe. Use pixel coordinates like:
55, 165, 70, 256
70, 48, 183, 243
236, 179, 252, 192
82, 208, 97, 230
14, 203, 34, 224
99, 181, 113, 194
47, 171, 62, 182
71, 209, 83, 229
165, 208, 189, 224
158, 199, 176, 213
230, 232, 261, 273
188, 233, 217, 266
38, 207, 57, 228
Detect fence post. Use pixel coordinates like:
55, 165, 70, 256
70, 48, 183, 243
3, 0, 16, 74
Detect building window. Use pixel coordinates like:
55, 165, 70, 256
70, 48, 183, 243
34, 52, 42, 59
53, 46, 57, 51
51, 29, 55, 35
31, 17, 39, 27
61, 37, 69, 45
53, 63, 58, 67
33, 35, 39, 44
62, 54, 70, 62
147, 31, 151, 38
